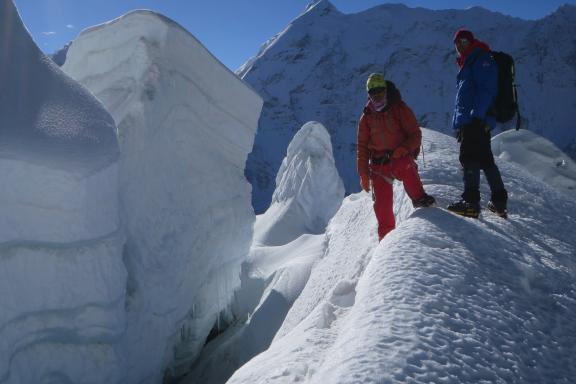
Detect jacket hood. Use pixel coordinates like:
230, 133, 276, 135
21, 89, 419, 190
457, 40, 491, 69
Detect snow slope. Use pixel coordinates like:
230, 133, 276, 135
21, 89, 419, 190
227, 128, 576, 384
183, 121, 343, 383
0, 0, 124, 383
242, 0, 576, 212
62, 10, 262, 383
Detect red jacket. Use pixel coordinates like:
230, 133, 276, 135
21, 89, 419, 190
357, 82, 422, 178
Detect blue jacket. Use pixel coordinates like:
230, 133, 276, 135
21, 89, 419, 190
452, 47, 498, 130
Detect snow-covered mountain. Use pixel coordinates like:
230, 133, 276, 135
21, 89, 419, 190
219, 128, 576, 384
61, 10, 262, 384
0, 0, 124, 383
242, 0, 576, 213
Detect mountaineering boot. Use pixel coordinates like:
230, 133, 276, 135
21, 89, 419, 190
447, 200, 480, 218
487, 200, 508, 218
488, 189, 508, 218
412, 194, 436, 208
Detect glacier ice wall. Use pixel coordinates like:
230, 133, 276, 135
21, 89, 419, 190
63, 10, 263, 383
0, 0, 124, 383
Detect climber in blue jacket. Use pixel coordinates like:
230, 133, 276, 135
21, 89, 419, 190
448, 29, 508, 219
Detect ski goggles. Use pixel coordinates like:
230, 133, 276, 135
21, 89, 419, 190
368, 87, 386, 96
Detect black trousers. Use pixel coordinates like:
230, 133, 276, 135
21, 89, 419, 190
459, 123, 507, 204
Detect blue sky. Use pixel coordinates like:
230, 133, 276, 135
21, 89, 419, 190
13, 0, 575, 70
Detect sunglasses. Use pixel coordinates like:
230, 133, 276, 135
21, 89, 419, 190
368, 87, 386, 96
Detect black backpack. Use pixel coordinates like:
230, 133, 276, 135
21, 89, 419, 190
488, 51, 522, 130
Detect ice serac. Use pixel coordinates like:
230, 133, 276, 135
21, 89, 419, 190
0, 0, 124, 383
241, 1, 576, 212
254, 121, 344, 246
63, 10, 262, 383
492, 129, 576, 197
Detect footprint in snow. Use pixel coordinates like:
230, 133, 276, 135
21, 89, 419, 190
330, 280, 357, 308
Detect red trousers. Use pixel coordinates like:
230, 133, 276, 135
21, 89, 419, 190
370, 156, 426, 240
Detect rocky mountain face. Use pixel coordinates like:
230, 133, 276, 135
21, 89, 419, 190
241, 0, 576, 212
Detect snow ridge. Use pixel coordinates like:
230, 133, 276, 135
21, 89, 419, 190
228, 129, 576, 384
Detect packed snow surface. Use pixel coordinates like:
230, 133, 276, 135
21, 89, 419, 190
226, 128, 576, 384
0, 0, 123, 383
63, 9, 262, 384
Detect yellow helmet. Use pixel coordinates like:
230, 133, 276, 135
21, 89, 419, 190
366, 73, 387, 92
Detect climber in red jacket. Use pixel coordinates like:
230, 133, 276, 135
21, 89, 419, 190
357, 73, 435, 241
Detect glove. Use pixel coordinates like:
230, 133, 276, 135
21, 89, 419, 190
392, 146, 409, 159
360, 175, 370, 192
